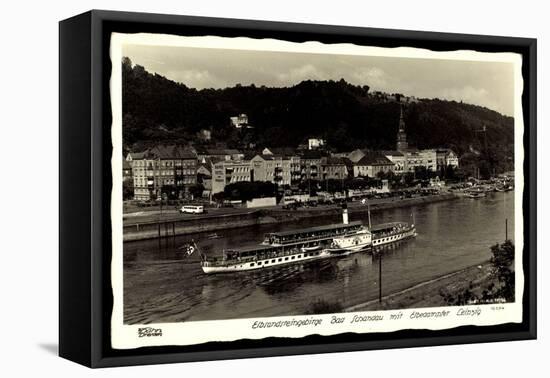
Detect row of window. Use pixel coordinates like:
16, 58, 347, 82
133, 169, 196, 176
133, 178, 196, 186
248, 251, 323, 267
228, 166, 249, 173
375, 234, 403, 244
131, 160, 196, 168
230, 176, 250, 182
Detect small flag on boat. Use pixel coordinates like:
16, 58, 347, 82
181, 242, 196, 256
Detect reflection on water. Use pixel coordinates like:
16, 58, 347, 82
123, 192, 514, 324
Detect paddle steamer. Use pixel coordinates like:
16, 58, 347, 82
200, 220, 363, 274
199, 205, 416, 274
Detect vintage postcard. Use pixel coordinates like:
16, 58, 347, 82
109, 32, 523, 349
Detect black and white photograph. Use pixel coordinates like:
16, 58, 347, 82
109, 32, 524, 349
2, 0, 545, 374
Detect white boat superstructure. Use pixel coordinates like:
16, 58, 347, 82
329, 228, 372, 253
199, 204, 418, 274
201, 247, 332, 274
371, 222, 417, 247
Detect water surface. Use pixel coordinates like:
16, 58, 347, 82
123, 192, 514, 324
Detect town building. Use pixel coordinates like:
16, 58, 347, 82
197, 148, 244, 162
127, 145, 197, 201
196, 157, 216, 198
289, 155, 302, 185
211, 160, 252, 194
403, 149, 437, 173
419, 149, 437, 171
308, 138, 326, 150
347, 149, 369, 163
262, 147, 296, 156
299, 150, 323, 181
250, 155, 292, 186
197, 129, 212, 141
353, 152, 394, 178
391, 105, 455, 174
435, 148, 460, 171
330, 151, 352, 159
261, 148, 301, 185
197, 159, 213, 178
446, 150, 459, 168
321, 157, 348, 180
123, 160, 132, 182
229, 113, 251, 129
381, 150, 406, 174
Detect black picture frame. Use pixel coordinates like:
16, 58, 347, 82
59, 9, 537, 368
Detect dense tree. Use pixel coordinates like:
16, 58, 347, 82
488, 240, 515, 302
122, 180, 134, 200
188, 183, 205, 200
218, 181, 276, 202
440, 240, 515, 305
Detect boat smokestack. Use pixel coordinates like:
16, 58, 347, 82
342, 203, 349, 225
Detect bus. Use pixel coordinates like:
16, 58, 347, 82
179, 205, 205, 214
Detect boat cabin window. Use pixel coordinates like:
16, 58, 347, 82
250, 263, 255, 267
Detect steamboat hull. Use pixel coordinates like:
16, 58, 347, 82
199, 212, 417, 274
201, 250, 331, 274
372, 227, 417, 247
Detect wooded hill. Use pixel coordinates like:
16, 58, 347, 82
122, 57, 515, 174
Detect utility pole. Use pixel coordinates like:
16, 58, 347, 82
367, 197, 372, 229
505, 218, 508, 241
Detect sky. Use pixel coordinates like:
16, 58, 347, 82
122, 43, 516, 116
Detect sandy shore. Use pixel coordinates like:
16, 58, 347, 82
346, 261, 495, 312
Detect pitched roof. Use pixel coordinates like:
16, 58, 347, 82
206, 148, 242, 155
356, 152, 394, 166
129, 151, 146, 159
322, 157, 347, 166
267, 147, 297, 156
300, 150, 324, 159
381, 150, 404, 157
341, 157, 354, 168
150, 145, 196, 159
130, 145, 197, 160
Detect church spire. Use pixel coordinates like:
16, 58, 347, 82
396, 104, 408, 151
398, 104, 406, 132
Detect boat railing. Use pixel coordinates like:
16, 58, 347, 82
266, 227, 362, 245
203, 246, 319, 266
372, 225, 414, 239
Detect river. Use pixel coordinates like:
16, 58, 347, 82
123, 191, 514, 324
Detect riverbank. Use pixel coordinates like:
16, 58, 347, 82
267, 192, 458, 222
345, 261, 495, 312
123, 192, 459, 242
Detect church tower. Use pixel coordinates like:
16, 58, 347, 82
396, 104, 408, 151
